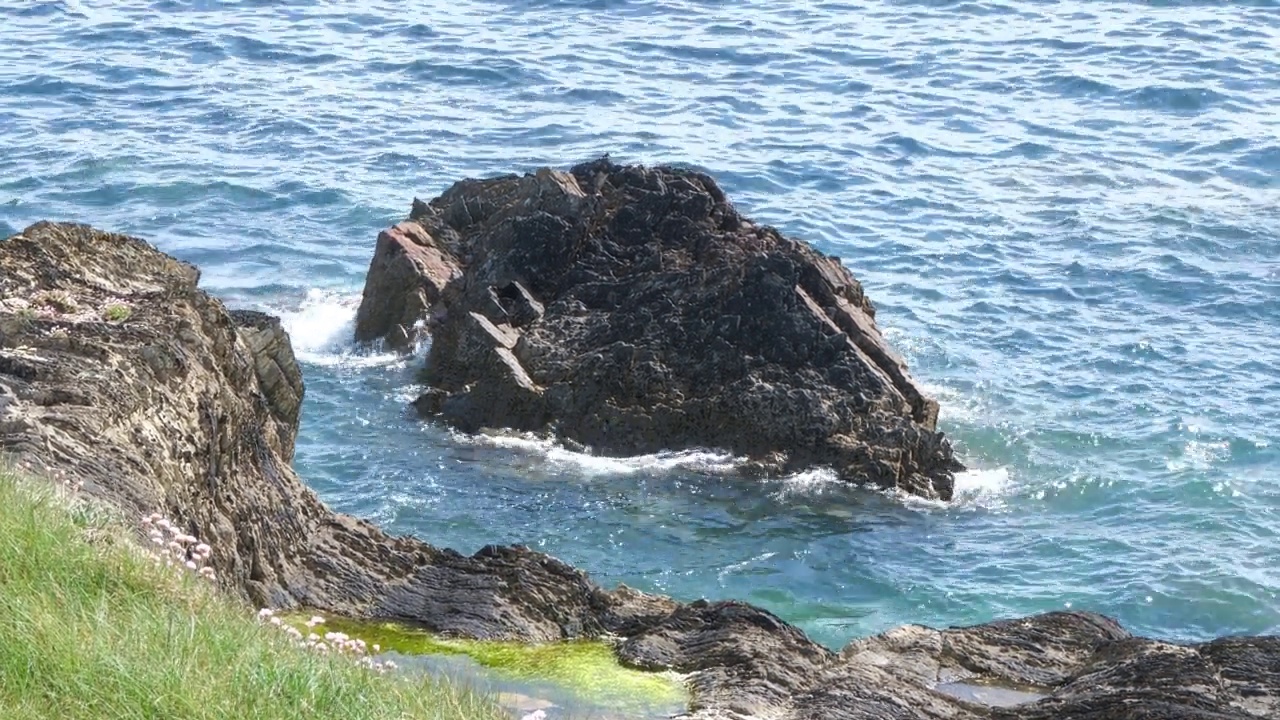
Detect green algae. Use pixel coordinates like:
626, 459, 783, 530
286, 614, 687, 713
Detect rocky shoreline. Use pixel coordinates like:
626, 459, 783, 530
2, 215, 1277, 719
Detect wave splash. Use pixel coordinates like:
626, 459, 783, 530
274, 289, 418, 369
455, 431, 744, 477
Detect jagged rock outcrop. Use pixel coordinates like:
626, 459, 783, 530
619, 604, 1280, 719
0, 221, 663, 636
354, 159, 962, 500
3, 221, 1276, 720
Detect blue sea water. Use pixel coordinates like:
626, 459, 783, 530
2, 0, 1278, 652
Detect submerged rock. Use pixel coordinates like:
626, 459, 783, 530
3, 221, 1276, 719
355, 159, 962, 500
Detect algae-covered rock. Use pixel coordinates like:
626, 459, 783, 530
354, 159, 963, 500
294, 615, 687, 715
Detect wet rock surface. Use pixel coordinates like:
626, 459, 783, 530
355, 159, 961, 500
2, 221, 1276, 719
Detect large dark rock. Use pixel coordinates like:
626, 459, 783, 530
3, 221, 1276, 720
355, 159, 963, 500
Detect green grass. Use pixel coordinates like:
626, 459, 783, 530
0, 468, 507, 720
101, 304, 131, 322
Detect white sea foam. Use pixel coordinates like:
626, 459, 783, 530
771, 467, 841, 499
890, 465, 1012, 512
782, 467, 841, 488
918, 380, 986, 425
952, 466, 1011, 502
1166, 440, 1231, 473
766, 460, 1012, 514
455, 431, 743, 477
717, 551, 779, 584
275, 288, 416, 368
58, 0, 90, 18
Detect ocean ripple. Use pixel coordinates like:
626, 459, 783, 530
2, 0, 1278, 649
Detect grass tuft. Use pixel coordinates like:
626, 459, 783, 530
0, 467, 507, 720
102, 303, 132, 322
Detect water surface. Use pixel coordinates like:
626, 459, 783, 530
2, 0, 1277, 650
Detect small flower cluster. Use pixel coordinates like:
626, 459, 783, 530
57, 468, 84, 494
256, 609, 399, 674
140, 513, 216, 582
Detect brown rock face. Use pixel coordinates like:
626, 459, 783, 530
0, 221, 660, 635
353, 220, 461, 350
3, 221, 1276, 720
355, 159, 962, 500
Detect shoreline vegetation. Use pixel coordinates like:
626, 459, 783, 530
0, 467, 507, 720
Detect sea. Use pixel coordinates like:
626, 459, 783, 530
1, 0, 1277, 652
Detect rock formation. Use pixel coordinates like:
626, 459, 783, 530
3, 221, 1276, 719
354, 159, 962, 500
0, 221, 656, 636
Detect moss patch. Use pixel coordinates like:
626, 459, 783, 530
288, 615, 687, 712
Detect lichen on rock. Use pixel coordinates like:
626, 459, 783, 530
355, 159, 963, 500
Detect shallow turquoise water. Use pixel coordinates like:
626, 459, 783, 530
2, 0, 1277, 650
